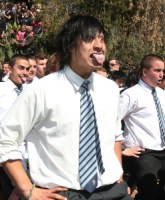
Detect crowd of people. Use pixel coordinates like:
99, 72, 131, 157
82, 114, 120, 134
0, 10, 165, 200
0, 0, 43, 55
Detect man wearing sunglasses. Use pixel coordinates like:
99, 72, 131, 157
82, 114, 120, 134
109, 58, 121, 72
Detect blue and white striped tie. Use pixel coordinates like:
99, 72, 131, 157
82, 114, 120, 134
152, 88, 165, 144
79, 80, 105, 193
14, 87, 22, 95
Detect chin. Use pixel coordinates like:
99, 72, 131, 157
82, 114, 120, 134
92, 64, 103, 69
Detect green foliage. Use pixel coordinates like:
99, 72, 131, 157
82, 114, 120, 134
1, 0, 164, 65
37, 0, 163, 65
105, 26, 156, 66
0, 22, 20, 62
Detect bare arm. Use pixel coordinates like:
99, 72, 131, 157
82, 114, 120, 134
2, 160, 68, 200
114, 141, 122, 165
114, 141, 123, 183
2, 160, 33, 197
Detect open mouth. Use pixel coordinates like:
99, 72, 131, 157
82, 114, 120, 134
90, 53, 105, 65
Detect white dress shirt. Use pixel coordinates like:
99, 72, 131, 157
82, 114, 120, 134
120, 79, 165, 150
0, 66, 123, 189
25, 76, 39, 84
0, 79, 18, 121
2, 73, 10, 82
0, 79, 28, 159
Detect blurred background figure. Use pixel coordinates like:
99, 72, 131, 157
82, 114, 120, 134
109, 58, 121, 72
125, 71, 139, 89
26, 55, 37, 84
45, 53, 60, 75
16, 25, 34, 56
35, 53, 48, 79
93, 66, 109, 78
16, 24, 26, 43
159, 74, 165, 90
0, 12, 6, 40
0, 61, 11, 82
111, 70, 127, 91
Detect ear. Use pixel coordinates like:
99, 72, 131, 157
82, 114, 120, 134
142, 68, 148, 77
8, 66, 12, 73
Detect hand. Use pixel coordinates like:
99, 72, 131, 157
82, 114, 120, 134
117, 176, 123, 184
116, 178, 130, 195
122, 147, 145, 158
28, 186, 68, 200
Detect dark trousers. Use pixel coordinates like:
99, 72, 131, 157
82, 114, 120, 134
57, 182, 133, 200
130, 149, 165, 200
123, 156, 136, 192
0, 167, 13, 199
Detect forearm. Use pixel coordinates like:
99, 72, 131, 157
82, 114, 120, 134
2, 160, 33, 198
114, 141, 122, 165
114, 141, 123, 182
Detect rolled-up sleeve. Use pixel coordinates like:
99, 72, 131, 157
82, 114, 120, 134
0, 87, 41, 164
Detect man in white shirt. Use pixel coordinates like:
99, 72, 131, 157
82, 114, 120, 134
0, 55, 30, 121
35, 53, 48, 79
120, 54, 165, 200
26, 56, 38, 84
0, 61, 11, 82
0, 54, 30, 199
0, 16, 133, 200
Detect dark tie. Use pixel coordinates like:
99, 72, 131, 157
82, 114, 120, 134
14, 87, 22, 95
152, 88, 165, 144
79, 80, 105, 193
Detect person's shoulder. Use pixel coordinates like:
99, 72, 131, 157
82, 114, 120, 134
93, 72, 118, 89
0, 79, 13, 88
29, 71, 63, 90
40, 71, 63, 83
121, 84, 140, 96
0, 81, 6, 90
0, 80, 15, 96
157, 87, 165, 95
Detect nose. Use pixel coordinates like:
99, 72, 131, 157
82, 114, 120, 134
23, 68, 30, 76
93, 37, 105, 51
24, 70, 28, 76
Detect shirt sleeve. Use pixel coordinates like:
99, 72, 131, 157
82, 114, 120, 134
0, 87, 42, 163
115, 99, 124, 141
119, 90, 135, 120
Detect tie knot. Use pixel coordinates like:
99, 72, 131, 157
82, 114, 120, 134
14, 87, 22, 95
152, 88, 156, 95
81, 80, 90, 92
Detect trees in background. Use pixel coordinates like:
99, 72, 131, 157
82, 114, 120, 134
1, 0, 164, 67
37, 0, 164, 67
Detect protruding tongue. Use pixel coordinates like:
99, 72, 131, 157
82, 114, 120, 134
20, 76, 27, 83
93, 54, 105, 64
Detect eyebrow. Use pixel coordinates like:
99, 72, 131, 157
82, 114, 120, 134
18, 65, 30, 69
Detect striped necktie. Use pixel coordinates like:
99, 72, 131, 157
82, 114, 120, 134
79, 80, 105, 193
152, 88, 165, 144
14, 87, 22, 95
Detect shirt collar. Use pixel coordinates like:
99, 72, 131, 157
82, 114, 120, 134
6, 79, 18, 90
7, 79, 23, 91
64, 65, 94, 92
138, 79, 155, 94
